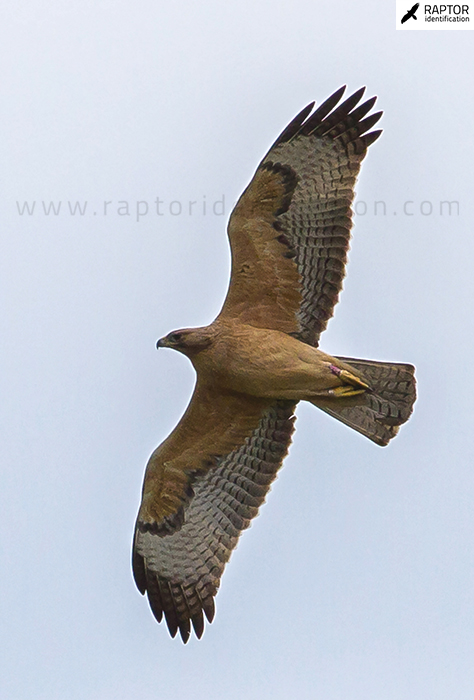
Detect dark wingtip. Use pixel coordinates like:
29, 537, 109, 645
321, 85, 347, 108
308, 86, 371, 139
164, 611, 179, 638
268, 85, 380, 152
328, 86, 366, 122
351, 86, 366, 103
179, 619, 191, 644
146, 582, 164, 624
362, 129, 383, 147
131, 547, 147, 595
359, 95, 377, 112
192, 611, 205, 639
301, 101, 316, 117
347, 96, 378, 123
271, 101, 315, 147
312, 85, 346, 117
298, 86, 346, 135
202, 596, 215, 623
357, 111, 383, 135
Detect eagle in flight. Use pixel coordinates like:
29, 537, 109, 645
132, 86, 416, 642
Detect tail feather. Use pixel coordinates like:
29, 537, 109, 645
311, 357, 416, 446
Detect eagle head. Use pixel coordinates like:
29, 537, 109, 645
156, 327, 213, 357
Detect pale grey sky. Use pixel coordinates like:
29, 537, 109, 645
1, 2, 474, 699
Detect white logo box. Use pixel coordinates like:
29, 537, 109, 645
396, 1, 474, 29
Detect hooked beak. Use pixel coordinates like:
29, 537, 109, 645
156, 336, 167, 349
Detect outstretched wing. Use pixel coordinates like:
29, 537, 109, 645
136, 380, 271, 535
219, 86, 382, 346
133, 401, 296, 642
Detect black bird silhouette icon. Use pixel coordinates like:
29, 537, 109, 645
401, 2, 420, 23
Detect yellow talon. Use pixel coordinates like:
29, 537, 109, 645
338, 369, 369, 390
329, 385, 367, 398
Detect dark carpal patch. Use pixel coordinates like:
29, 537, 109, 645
261, 160, 299, 216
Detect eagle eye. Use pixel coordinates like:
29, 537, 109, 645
168, 332, 183, 344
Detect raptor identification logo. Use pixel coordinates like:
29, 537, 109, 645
396, 1, 474, 28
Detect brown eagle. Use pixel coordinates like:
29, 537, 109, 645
132, 86, 416, 642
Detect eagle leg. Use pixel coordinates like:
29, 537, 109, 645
329, 364, 369, 390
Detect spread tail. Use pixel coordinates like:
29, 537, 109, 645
310, 357, 416, 446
